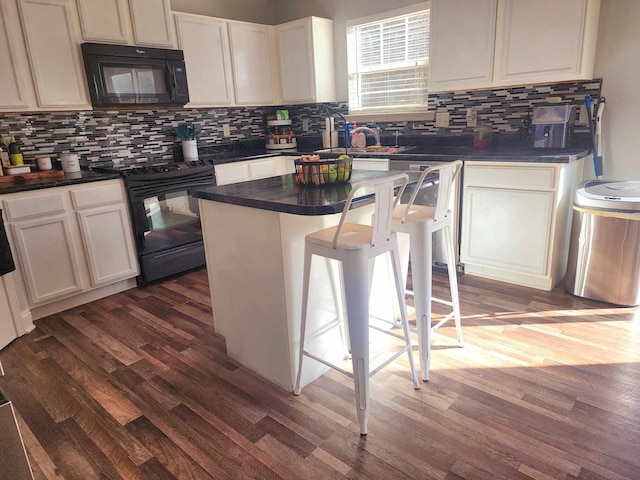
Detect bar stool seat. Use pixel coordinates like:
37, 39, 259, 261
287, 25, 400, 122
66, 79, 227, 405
294, 173, 421, 436
391, 160, 464, 382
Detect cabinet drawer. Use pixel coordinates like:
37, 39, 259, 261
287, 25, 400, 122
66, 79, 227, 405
70, 181, 124, 209
464, 164, 556, 189
352, 158, 389, 171
249, 159, 278, 179
3, 193, 65, 220
215, 162, 251, 185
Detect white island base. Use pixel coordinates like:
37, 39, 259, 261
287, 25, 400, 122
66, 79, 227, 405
199, 199, 402, 392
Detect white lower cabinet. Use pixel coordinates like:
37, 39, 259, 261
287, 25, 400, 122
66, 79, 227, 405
352, 158, 390, 171
1, 179, 138, 309
460, 160, 583, 290
10, 212, 84, 305
71, 182, 138, 287
215, 155, 296, 186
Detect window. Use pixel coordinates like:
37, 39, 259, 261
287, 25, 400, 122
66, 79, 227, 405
346, 3, 430, 115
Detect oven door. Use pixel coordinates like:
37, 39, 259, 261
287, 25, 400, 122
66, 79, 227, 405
126, 170, 214, 284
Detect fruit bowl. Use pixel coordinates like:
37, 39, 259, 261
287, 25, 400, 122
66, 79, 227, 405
294, 155, 352, 186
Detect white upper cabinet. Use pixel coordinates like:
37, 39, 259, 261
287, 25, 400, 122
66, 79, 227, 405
76, 0, 173, 47
129, 0, 173, 47
18, 0, 90, 109
174, 13, 234, 106
76, 0, 129, 43
429, 0, 601, 91
494, 0, 601, 85
0, 0, 34, 110
276, 16, 336, 104
227, 21, 278, 105
429, 0, 497, 92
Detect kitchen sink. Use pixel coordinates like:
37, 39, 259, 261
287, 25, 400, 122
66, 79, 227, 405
314, 146, 415, 155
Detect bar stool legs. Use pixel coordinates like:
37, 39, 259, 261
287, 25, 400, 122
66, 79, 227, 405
293, 174, 421, 436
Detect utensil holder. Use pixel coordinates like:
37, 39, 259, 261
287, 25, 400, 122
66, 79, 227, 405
182, 140, 198, 161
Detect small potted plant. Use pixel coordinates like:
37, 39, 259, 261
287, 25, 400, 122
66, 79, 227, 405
174, 123, 202, 161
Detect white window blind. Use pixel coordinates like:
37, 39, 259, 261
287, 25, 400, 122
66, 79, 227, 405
347, 4, 430, 114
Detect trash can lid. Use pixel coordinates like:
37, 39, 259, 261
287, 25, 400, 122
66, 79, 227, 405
575, 180, 640, 212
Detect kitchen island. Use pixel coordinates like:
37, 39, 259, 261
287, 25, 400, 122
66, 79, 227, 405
194, 170, 420, 391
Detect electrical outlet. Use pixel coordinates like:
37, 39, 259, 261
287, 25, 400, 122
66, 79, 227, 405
466, 108, 477, 127
302, 118, 309, 133
435, 112, 450, 128
222, 124, 231, 137
578, 105, 589, 125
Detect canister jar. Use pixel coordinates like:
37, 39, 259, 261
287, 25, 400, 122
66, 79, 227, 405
60, 153, 81, 173
473, 124, 493, 150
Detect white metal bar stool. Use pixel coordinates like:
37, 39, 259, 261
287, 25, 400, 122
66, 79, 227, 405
293, 173, 421, 436
391, 160, 464, 382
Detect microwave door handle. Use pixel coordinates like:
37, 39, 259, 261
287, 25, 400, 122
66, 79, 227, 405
166, 64, 175, 100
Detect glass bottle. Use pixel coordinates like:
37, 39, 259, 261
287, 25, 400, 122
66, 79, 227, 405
8, 136, 24, 165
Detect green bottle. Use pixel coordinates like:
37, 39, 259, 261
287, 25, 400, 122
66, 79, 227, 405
0, 140, 9, 168
8, 136, 24, 166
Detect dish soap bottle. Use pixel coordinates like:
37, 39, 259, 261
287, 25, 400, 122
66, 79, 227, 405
350, 123, 366, 148
8, 136, 24, 165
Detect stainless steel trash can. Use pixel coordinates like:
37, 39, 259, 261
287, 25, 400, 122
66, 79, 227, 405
565, 180, 640, 306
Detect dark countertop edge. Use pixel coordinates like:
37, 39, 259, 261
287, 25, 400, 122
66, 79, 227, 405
0, 171, 121, 195
207, 148, 590, 166
195, 190, 344, 215
194, 170, 424, 217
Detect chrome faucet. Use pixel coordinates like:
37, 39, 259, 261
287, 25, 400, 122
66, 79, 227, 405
322, 104, 350, 155
350, 125, 381, 147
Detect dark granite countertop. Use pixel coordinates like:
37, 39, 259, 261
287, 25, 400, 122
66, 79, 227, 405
0, 170, 121, 195
194, 136, 591, 166
194, 170, 423, 216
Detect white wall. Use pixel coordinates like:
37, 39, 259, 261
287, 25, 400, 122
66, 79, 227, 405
593, 0, 640, 181
170, 0, 275, 24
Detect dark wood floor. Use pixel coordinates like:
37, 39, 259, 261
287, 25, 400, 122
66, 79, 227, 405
1, 268, 639, 480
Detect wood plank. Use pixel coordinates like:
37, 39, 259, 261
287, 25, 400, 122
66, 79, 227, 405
0, 268, 638, 479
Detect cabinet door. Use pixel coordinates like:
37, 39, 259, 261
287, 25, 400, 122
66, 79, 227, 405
494, 0, 589, 85
461, 186, 553, 276
175, 13, 234, 106
0, 279, 18, 351
10, 214, 84, 305
429, 0, 497, 92
215, 161, 251, 186
18, 0, 90, 109
76, 0, 129, 43
77, 204, 138, 287
129, 0, 173, 47
277, 18, 314, 103
228, 22, 275, 105
0, 0, 31, 110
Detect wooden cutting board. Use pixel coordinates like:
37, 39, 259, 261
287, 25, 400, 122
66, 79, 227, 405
0, 169, 66, 185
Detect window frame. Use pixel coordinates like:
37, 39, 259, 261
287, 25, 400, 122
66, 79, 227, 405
345, 2, 432, 121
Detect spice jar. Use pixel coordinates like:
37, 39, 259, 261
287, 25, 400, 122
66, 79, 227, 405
473, 124, 493, 150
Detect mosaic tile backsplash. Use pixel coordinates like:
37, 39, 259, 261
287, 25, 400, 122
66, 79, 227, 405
0, 79, 601, 164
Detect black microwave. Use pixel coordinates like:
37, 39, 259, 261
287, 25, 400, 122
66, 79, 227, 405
81, 42, 189, 108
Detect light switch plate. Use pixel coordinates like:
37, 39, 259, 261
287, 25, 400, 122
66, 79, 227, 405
435, 112, 450, 128
466, 108, 477, 127
302, 118, 309, 133
223, 124, 231, 137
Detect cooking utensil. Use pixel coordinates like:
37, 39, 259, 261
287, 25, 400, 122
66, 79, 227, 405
584, 95, 600, 178
595, 97, 606, 178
